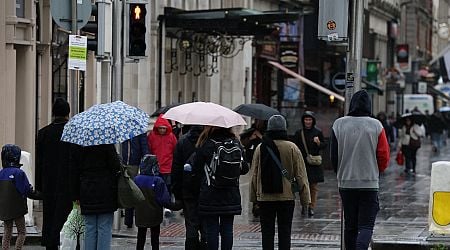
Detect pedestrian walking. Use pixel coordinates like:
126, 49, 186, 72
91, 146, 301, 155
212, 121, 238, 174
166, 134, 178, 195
331, 90, 390, 250
171, 125, 208, 250
191, 126, 249, 250
397, 116, 425, 175
134, 154, 181, 250
72, 144, 121, 250
0, 144, 35, 250
35, 98, 78, 250
292, 111, 326, 217
121, 133, 150, 228
427, 111, 446, 153
250, 115, 311, 250
148, 114, 177, 216
239, 120, 266, 217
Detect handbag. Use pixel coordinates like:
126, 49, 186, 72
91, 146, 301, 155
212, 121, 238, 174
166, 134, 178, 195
396, 150, 404, 165
265, 146, 300, 194
117, 164, 145, 209
409, 137, 421, 148
301, 130, 322, 166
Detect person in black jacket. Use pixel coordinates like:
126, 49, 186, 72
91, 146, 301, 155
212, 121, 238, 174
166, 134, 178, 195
72, 144, 121, 250
292, 111, 326, 217
36, 98, 78, 250
171, 125, 207, 250
191, 126, 249, 250
121, 133, 150, 228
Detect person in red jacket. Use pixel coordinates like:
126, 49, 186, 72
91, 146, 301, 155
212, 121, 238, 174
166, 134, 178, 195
147, 114, 177, 215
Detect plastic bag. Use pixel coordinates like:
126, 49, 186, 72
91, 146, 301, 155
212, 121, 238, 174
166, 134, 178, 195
396, 150, 404, 166
60, 203, 85, 250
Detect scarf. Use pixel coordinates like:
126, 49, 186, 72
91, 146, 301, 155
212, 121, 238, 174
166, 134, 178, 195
260, 130, 288, 194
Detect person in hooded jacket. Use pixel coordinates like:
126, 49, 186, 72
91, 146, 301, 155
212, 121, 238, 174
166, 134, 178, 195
147, 114, 177, 215
171, 125, 207, 250
191, 126, 249, 250
0, 144, 33, 250
331, 90, 390, 250
250, 115, 311, 250
72, 144, 121, 250
134, 154, 181, 250
292, 111, 326, 217
36, 98, 79, 250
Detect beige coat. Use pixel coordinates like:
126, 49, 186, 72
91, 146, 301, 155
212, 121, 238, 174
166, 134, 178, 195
250, 140, 311, 206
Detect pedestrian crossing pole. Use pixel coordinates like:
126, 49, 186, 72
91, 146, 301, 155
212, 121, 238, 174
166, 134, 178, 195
344, 0, 364, 114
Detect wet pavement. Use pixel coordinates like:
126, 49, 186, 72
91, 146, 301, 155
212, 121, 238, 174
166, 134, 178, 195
6, 138, 450, 249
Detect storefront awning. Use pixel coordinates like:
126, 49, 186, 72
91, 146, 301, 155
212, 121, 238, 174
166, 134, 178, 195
160, 7, 303, 36
268, 61, 345, 102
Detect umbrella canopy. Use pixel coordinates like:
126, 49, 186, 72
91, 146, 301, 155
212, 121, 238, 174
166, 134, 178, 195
162, 102, 247, 128
233, 103, 280, 120
61, 101, 150, 146
399, 111, 427, 125
151, 103, 184, 117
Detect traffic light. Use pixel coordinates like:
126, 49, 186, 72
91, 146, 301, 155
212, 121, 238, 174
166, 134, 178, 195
128, 3, 147, 57
366, 61, 378, 84
81, 3, 98, 53
396, 44, 409, 64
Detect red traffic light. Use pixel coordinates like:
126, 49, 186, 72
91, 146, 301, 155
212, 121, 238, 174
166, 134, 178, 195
133, 5, 142, 20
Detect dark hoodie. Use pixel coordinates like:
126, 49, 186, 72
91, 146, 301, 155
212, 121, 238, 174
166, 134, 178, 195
330, 90, 390, 189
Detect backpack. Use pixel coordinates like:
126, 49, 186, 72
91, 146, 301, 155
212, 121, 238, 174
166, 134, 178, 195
205, 138, 243, 188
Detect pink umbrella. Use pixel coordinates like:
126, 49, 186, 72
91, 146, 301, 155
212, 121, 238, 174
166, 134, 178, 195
162, 102, 247, 128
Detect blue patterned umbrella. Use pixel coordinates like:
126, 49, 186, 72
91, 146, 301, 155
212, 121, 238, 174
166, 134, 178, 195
61, 101, 149, 146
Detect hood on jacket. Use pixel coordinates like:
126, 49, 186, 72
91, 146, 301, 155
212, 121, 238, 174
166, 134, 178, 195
301, 111, 316, 128
1, 144, 22, 168
153, 114, 173, 135
139, 154, 160, 176
347, 90, 372, 117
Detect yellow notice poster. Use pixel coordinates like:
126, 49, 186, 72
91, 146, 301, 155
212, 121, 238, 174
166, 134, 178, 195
68, 35, 87, 71
429, 161, 450, 234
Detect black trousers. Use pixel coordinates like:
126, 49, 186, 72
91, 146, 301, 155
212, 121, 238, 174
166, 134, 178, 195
339, 189, 379, 250
258, 200, 295, 250
136, 226, 160, 250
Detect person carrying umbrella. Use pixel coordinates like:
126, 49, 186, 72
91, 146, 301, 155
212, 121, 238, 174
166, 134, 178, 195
190, 126, 249, 250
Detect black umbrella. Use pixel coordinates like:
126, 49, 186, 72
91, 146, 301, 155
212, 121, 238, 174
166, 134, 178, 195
399, 111, 427, 125
233, 103, 280, 120
151, 103, 183, 117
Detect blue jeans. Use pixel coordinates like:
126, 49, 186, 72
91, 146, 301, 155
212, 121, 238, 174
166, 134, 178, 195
204, 215, 234, 250
84, 213, 114, 250
339, 190, 379, 250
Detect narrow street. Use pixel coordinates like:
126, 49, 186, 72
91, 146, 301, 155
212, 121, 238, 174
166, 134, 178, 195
20, 138, 449, 249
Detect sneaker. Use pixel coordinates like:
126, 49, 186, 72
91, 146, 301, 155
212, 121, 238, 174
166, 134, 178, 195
164, 208, 172, 217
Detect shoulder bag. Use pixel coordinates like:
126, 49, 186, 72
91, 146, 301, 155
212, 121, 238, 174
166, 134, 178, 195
265, 146, 300, 194
117, 164, 145, 208
301, 130, 322, 166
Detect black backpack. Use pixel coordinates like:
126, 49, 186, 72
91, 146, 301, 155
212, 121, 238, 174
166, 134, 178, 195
205, 138, 243, 188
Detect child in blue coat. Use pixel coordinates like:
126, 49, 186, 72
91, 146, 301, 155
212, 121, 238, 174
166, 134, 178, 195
133, 154, 181, 250
0, 144, 34, 249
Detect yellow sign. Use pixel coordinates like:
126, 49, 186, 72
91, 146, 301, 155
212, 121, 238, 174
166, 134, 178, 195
433, 191, 450, 226
68, 35, 87, 71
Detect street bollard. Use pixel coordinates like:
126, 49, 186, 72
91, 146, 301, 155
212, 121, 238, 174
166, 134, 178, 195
113, 209, 121, 230
428, 161, 450, 235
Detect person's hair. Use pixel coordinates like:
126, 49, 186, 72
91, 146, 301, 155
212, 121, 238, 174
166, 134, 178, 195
195, 126, 234, 148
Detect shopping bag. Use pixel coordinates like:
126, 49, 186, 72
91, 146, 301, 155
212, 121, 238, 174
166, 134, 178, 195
60, 202, 85, 250
117, 164, 145, 208
396, 150, 404, 166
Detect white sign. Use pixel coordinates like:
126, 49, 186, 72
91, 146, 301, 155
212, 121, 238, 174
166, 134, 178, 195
418, 81, 427, 94
68, 35, 87, 71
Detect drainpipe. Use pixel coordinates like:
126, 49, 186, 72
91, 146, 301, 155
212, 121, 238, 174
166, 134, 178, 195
157, 18, 165, 109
